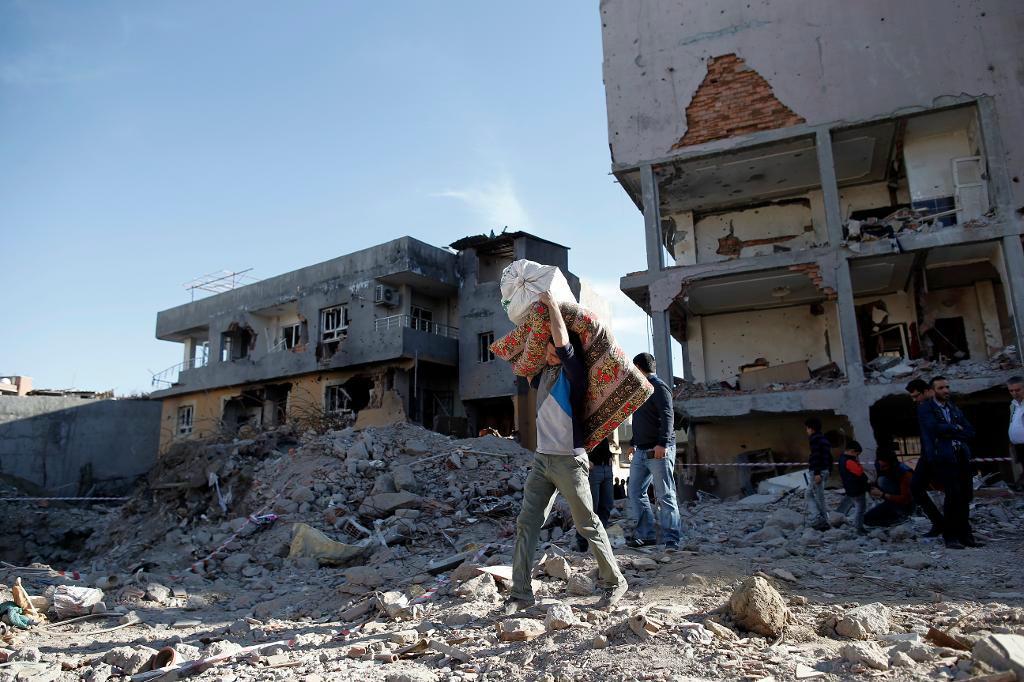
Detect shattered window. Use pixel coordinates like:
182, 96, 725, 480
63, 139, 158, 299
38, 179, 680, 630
478, 332, 495, 363
177, 405, 194, 436
325, 384, 351, 413
321, 305, 349, 342
282, 323, 302, 349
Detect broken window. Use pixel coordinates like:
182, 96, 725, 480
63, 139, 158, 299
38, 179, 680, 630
177, 405, 194, 436
929, 317, 970, 361
478, 332, 495, 363
411, 306, 433, 333
321, 305, 349, 342
220, 324, 254, 362
282, 322, 302, 350
325, 384, 352, 413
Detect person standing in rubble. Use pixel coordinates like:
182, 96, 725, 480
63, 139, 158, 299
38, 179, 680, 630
509, 290, 628, 610
804, 417, 833, 531
906, 378, 946, 537
1005, 376, 1024, 490
575, 435, 616, 553
918, 376, 979, 549
625, 353, 682, 550
836, 439, 868, 534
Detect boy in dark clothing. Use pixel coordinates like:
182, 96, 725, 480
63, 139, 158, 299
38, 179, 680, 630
836, 440, 868, 533
805, 417, 832, 531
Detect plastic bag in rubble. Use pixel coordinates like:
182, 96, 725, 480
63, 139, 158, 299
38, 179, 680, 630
52, 585, 104, 620
288, 523, 368, 566
499, 259, 576, 325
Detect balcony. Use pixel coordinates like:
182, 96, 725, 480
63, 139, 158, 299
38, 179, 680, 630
373, 314, 459, 339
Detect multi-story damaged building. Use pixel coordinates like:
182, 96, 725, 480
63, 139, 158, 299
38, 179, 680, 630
600, 1, 1024, 495
151, 232, 583, 453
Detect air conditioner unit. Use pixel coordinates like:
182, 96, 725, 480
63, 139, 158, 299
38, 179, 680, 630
374, 284, 400, 307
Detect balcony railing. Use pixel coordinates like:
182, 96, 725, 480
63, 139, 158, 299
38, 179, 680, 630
374, 314, 459, 339
151, 354, 208, 387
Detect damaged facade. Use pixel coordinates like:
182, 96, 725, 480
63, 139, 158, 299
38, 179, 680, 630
601, 0, 1024, 496
151, 233, 584, 453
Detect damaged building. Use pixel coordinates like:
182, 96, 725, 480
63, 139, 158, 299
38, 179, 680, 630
151, 233, 586, 452
600, 1, 1024, 496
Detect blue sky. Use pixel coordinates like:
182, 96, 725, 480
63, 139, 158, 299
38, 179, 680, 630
1, 1, 668, 394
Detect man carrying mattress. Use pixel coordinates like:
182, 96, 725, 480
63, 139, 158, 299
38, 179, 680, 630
508, 289, 629, 610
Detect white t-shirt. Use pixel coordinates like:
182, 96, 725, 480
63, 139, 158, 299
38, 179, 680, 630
1009, 400, 1024, 444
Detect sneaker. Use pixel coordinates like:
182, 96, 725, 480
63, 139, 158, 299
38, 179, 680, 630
626, 537, 651, 548
811, 521, 830, 532
598, 581, 629, 609
944, 539, 965, 550
664, 542, 679, 551
923, 526, 943, 539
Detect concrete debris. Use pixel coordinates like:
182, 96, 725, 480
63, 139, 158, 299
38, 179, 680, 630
833, 602, 891, 640
1, 421, 1022, 682
728, 576, 789, 638
498, 617, 546, 641
973, 634, 1024, 678
544, 602, 576, 631
52, 585, 104, 619
841, 641, 889, 670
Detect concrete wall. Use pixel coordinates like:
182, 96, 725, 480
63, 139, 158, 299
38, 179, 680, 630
694, 412, 851, 497
600, 0, 1024, 216
0, 396, 160, 495
688, 302, 843, 383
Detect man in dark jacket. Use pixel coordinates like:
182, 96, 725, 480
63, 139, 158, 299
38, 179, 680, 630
805, 417, 832, 531
918, 376, 978, 549
625, 353, 681, 549
906, 378, 945, 538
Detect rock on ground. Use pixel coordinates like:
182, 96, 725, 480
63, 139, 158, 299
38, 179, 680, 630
834, 602, 891, 640
498, 617, 546, 641
728, 576, 789, 638
453, 573, 499, 601
544, 602, 576, 630
842, 641, 889, 670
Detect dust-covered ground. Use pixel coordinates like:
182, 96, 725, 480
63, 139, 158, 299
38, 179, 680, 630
2, 423, 1022, 681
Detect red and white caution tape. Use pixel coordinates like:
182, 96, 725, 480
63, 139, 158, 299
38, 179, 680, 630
675, 457, 1012, 468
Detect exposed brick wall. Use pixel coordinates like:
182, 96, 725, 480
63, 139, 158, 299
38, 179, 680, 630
672, 54, 805, 150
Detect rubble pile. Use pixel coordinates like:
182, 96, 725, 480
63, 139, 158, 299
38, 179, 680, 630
0, 424, 1021, 681
865, 345, 1020, 384
845, 207, 993, 244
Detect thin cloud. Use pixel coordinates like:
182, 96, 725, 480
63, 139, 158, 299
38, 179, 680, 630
432, 176, 531, 230
0, 45, 126, 85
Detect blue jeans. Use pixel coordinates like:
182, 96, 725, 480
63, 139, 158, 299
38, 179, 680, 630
628, 445, 681, 544
577, 463, 614, 551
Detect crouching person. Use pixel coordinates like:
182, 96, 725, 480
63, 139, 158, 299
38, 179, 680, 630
864, 447, 915, 528
509, 290, 628, 610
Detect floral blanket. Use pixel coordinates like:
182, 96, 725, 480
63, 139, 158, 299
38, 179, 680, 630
490, 301, 653, 450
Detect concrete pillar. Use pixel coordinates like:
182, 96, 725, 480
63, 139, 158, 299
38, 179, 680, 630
1001, 235, 1024, 354
815, 129, 845, 246
641, 163, 674, 384
974, 280, 1004, 355
183, 337, 195, 367
834, 258, 865, 385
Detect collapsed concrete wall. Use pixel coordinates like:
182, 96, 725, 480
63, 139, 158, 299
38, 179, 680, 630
0, 396, 160, 495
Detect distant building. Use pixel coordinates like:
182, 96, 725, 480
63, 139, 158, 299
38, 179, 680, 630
151, 232, 586, 452
0, 376, 32, 396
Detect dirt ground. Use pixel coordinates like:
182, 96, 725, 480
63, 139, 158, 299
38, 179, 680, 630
1, 424, 1022, 681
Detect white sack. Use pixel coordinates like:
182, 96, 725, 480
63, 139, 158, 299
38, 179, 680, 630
499, 259, 576, 325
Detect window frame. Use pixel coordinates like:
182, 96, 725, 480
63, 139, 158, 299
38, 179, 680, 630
177, 404, 194, 436
477, 331, 495, 363
324, 384, 351, 413
411, 305, 434, 333
282, 322, 302, 349
321, 305, 349, 342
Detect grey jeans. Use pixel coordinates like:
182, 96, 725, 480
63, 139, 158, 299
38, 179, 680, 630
805, 470, 829, 524
837, 493, 866, 531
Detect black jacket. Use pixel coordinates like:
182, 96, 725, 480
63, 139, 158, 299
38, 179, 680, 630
588, 438, 613, 466
630, 373, 675, 449
917, 399, 974, 465
807, 432, 833, 475
838, 453, 867, 496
